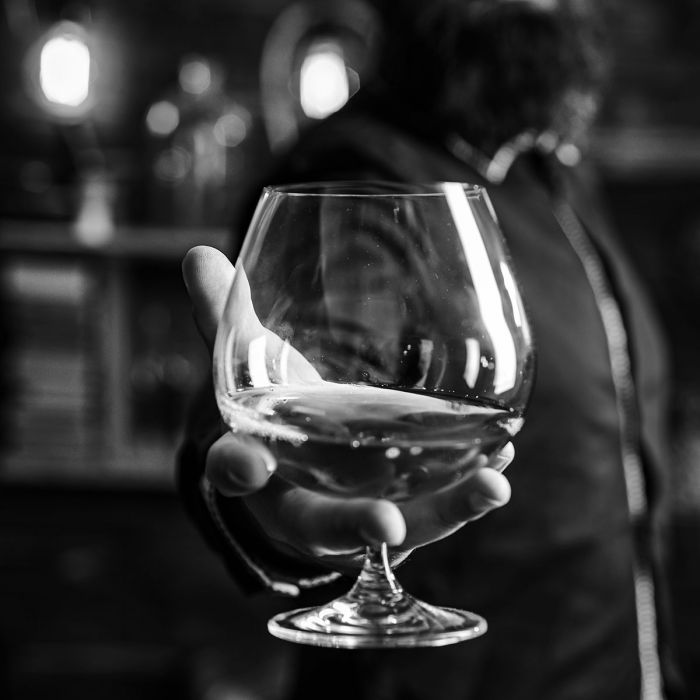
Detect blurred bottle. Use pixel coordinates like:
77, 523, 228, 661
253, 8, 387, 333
143, 54, 253, 227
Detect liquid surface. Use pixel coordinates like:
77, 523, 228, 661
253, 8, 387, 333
218, 383, 522, 501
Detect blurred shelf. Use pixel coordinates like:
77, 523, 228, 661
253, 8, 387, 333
592, 126, 700, 179
0, 221, 230, 260
0, 220, 218, 489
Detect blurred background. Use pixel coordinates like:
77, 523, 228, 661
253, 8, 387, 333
1, 0, 700, 698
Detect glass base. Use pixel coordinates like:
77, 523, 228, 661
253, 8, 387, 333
268, 591, 486, 649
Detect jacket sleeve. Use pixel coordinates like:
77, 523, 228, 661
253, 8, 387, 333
175, 378, 342, 597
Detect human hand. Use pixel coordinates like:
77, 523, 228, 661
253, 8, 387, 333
182, 245, 513, 570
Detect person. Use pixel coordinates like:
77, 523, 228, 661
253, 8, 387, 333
178, 1, 687, 698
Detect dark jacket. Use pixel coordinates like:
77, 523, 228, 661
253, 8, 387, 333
178, 97, 684, 700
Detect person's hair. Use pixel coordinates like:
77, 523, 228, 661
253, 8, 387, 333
371, 0, 610, 153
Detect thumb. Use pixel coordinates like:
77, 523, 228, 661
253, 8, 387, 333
182, 245, 234, 349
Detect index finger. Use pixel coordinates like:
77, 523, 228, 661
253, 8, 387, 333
206, 431, 276, 496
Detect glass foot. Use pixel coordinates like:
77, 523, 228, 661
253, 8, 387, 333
268, 592, 487, 648
268, 543, 486, 648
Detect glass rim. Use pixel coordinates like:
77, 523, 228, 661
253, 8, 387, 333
262, 180, 486, 198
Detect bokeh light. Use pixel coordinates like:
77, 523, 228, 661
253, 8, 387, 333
213, 109, 250, 148
178, 56, 212, 95
146, 100, 180, 137
299, 43, 349, 120
39, 26, 91, 108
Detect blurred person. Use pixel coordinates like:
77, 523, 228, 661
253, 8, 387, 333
178, 1, 687, 698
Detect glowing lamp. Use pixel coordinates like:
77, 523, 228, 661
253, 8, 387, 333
299, 43, 349, 120
28, 21, 94, 120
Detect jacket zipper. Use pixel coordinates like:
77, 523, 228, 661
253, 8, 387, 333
554, 202, 664, 700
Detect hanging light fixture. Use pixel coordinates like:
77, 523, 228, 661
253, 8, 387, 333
27, 20, 94, 121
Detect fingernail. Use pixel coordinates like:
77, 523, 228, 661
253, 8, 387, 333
236, 436, 276, 475
217, 455, 274, 494
470, 491, 503, 511
215, 469, 250, 496
491, 453, 512, 473
261, 452, 276, 475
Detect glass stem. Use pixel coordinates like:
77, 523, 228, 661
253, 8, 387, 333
348, 542, 404, 603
